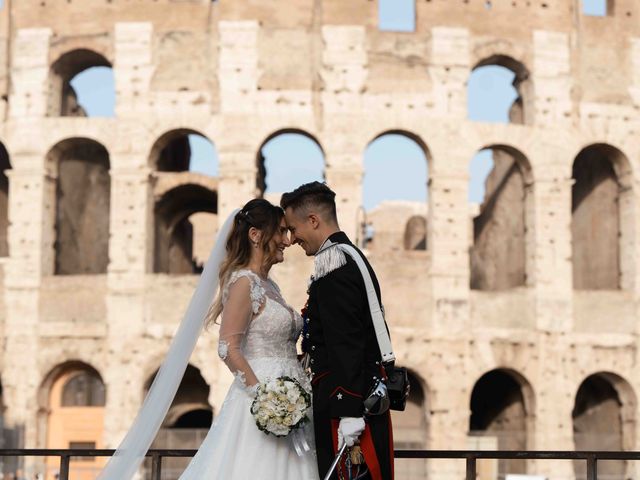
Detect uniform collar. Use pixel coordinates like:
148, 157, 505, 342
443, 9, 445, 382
315, 231, 350, 256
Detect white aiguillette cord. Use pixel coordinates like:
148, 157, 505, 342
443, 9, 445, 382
335, 243, 396, 365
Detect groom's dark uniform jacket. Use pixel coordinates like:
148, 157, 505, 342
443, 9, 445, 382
305, 231, 394, 480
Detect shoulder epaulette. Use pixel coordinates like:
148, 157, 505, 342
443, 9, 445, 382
313, 240, 347, 280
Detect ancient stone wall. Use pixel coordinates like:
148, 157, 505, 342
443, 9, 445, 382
0, 1, 637, 478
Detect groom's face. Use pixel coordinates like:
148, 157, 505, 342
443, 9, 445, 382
284, 207, 319, 256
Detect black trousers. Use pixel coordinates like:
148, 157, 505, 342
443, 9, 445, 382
313, 379, 394, 480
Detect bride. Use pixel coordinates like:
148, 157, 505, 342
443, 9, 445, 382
97, 199, 319, 479
180, 198, 318, 478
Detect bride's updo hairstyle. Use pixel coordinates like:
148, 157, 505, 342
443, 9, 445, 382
206, 198, 284, 325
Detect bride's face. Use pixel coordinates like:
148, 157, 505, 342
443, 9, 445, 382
269, 218, 291, 264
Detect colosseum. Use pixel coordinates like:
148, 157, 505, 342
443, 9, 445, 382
0, 0, 636, 479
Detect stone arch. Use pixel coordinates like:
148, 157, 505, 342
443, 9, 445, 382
145, 364, 212, 473
153, 184, 218, 274
0, 142, 11, 257
572, 372, 636, 479
404, 215, 427, 250
255, 128, 325, 197
149, 128, 217, 173
470, 145, 534, 290
571, 143, 632, 290
469, 368, 535, 477
470, 54, 533, 124
37, 361, 106, 473
144, 364, 212, 428
46, 138, 111, 275
363, 130, 430, 250
48, 49, 112, 117
368, 129, 432, 164
37, 360, 105, 415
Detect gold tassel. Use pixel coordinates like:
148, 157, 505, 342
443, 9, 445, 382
349, 445, 365, 465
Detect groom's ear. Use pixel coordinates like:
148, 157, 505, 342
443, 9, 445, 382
308, 212, 321, 229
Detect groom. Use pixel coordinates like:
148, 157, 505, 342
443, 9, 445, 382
281, 182, 394, 480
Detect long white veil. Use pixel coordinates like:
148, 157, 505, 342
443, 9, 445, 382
97, 209, 239, 480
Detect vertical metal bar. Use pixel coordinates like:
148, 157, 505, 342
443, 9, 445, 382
466, 456, 476, 480
586, 455, 597, 480
151, 453, 163, 480
59, 454, 70, 480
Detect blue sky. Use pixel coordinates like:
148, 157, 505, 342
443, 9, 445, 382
71, 61, 514, 211
68, 0, 606, 210
71, 67, 515, 210
583, 0, 608, 16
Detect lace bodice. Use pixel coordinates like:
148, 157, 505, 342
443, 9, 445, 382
217, 269, 303, 390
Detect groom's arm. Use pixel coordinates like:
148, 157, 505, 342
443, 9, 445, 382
316, 260, 367, 418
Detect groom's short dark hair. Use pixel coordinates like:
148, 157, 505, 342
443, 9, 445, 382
280, 182, 338, 223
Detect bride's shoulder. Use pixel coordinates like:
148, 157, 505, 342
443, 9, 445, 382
229, 268, 260, 283
224, 269, 266, 314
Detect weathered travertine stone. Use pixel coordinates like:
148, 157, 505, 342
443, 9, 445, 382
0, 2, 636, 479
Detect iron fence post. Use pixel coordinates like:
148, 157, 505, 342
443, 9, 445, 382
466, 455, 476, 480
151, 453, 163, 480
587, 455, 597, 480
59, 454, 70, 480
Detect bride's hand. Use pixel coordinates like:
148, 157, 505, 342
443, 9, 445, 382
246, 382, 260, 397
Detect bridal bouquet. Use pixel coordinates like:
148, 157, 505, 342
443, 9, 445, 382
250, 376, 311, 437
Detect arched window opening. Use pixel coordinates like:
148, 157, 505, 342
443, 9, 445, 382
145, 364, 213, 429
147, 365, 213, 473
187, 135, 218, 177
391, 370, 428, 478
256, 131, 324, 199
49, 49, 113, 117
154, 185, 218, 274
48, 138, 111, 275
151, 131, 218, 175
470, 146, 533, 291
468, 56, 531, 124
61, 371, 106, 407
150, 130, 219, 274
41, 362, 106, 474
69, 66, 115, 117
172, 409, 214, 429
363, 132, 429, 251
572, 144, 631, 290
573, 373, 635, 478
404, 215, 427, 251
469, 369, 532, 477
0, 143, 11, 257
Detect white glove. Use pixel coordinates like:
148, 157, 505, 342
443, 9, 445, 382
337, 417, 366, 449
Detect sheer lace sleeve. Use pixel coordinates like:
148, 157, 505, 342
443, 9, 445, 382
217, 271, 265, 392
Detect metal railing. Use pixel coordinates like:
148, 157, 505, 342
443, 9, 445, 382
395, 450, 640, 480
1, 448, 639, 479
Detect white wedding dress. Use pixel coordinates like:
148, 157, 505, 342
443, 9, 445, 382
179, 269, 319, 479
